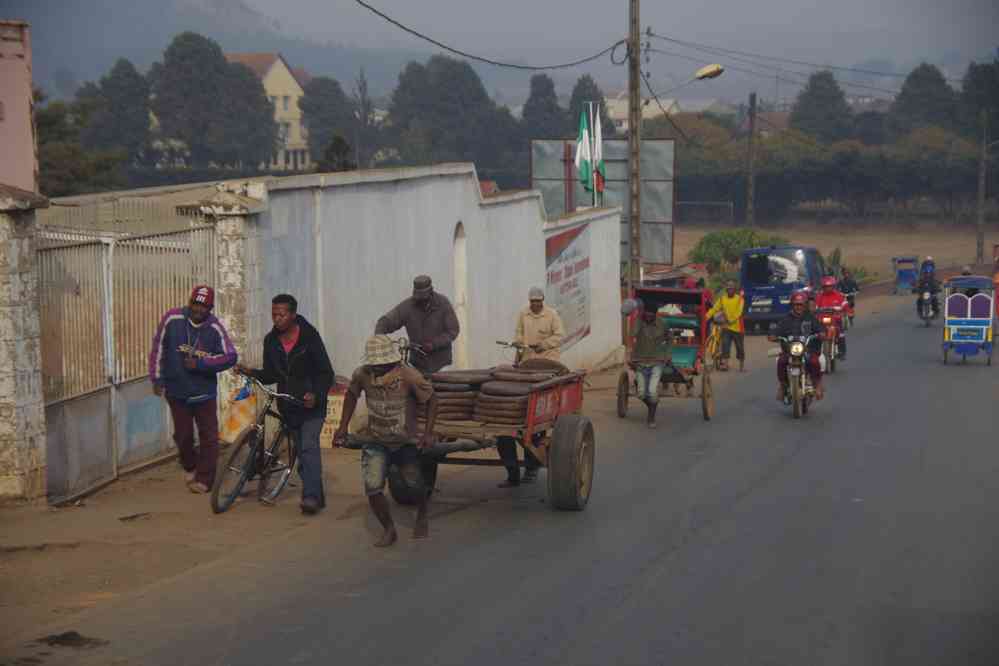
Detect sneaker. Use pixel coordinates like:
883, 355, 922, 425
187, 481, 209, 494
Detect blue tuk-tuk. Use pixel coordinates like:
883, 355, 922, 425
892, 256, 919, 294
942, 276, 995, 365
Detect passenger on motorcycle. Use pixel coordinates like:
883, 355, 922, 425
815, 276, 848, 360
914, 265, 942, 317
770, 291, 825, 402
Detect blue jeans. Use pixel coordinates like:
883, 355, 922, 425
361, 443, 423, 497
290, 415, 325, 504
635, 364, 665, 403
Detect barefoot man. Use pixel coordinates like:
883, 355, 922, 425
334, 335, 438, 547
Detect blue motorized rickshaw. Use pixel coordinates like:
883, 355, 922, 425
892, 256, 919, 294
942, 276, 995, 366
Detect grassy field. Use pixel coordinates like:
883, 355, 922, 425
674, 222, 999, 282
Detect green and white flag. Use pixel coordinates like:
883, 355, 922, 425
574, 110, 592, 192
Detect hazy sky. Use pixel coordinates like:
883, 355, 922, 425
245, 0, 997, 66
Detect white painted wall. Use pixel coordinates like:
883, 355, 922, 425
247, 164, 622, 376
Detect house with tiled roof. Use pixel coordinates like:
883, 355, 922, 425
226, 52, 312, 171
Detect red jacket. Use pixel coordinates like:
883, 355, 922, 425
815, 289, 849, 313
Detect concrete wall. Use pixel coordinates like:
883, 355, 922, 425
0, 203, 46, 499
0, 21, 37, 193
248, 164, 622, 375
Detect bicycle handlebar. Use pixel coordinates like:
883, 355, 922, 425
243, 375, 305, 407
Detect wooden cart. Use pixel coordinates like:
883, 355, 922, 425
388, 372, 595, 511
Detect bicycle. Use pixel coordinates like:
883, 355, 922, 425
705, 316, 724, 369
210, 376, 305, 514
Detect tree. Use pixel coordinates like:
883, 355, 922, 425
521, 74, 566, 139
852, 110, 888, 145
315, 135, 356, 172
567, 74, 615, 137
387, 55, 514, 172
79, 58, 150, 165
352, 68, 381, 168
890, 63, 958, 134
150, 32, 231, 166
960, 58, 999, 132
208, 63, 279, 168
789, 71, 852, 142
34, 90, 125, 196
299, 76, 356, 161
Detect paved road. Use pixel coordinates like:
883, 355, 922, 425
6, 298, 998, 666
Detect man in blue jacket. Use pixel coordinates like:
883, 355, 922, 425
149, 285, 238, 493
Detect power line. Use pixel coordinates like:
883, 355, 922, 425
354, 0, 625, 71
647, 31, 961, 84
648, 48, 901, 95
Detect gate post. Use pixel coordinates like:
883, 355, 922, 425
0, 185, 48, 500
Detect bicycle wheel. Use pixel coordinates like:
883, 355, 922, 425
211, 429, 258, 514
258, 429, 295, 504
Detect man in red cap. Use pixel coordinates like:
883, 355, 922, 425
149, 285, 238, 492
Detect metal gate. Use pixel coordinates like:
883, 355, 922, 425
39, 226, 216, 502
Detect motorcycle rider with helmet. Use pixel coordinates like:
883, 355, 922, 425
769, 291, 825, 402
913, 262, 942, 318
814, 276, 849, 361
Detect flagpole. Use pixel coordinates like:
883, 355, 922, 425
595, 103, 602, 207
586, 102, 597, 206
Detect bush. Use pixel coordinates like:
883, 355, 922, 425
688, 228, 790, 273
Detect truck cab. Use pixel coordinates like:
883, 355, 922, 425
740, 245, 826, 331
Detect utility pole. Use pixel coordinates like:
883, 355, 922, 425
977, 109, 988, 266
746, 91, 757, 226
627, 0, 642, 290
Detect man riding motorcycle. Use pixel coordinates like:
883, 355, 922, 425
913, 264, 942, 318
814, 276, 849, 360
770, 291, 825, 402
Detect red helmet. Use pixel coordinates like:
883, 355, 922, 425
790, 291, 808, 305
821, 276, 837, 288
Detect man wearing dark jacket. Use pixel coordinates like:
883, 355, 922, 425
149, 285, 238, 493
237, 294, 334, 514
375, 275, 460, 375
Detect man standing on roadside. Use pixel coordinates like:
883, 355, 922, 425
236, 294, 334, 515
149, 285, 238, 493
334, 335, 438, 547
706, 279, 746, 372
514, 287, 565, 362
375, 275, 459, 375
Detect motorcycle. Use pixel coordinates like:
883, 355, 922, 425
776, 334, 820, 419
817, 307, 843, 373
914, 289, 939, 327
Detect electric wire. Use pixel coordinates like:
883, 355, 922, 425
354, 0, 625, 71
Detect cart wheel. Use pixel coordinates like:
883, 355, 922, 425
387, 460, 436, 506
547, 415, 595, 511
616, 371, 629, 418
700, 372, 714, 421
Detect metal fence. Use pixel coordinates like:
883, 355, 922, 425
39, 226, 217, 502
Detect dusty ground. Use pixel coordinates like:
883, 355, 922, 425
674, 222, 999, 280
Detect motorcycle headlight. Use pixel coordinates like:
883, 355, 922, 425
922, 292, 931, 300
821, 317, 832, 324
790, 342, 805, 355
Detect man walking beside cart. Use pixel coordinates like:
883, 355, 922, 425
706, 279, 746, 372
497, 287, 566, 487
375, 275, 460, 375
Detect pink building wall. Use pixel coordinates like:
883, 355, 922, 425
0, 20, 37, 193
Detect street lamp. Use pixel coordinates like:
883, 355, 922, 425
648, 64, 726, 99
